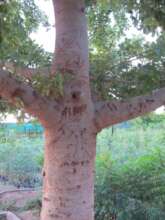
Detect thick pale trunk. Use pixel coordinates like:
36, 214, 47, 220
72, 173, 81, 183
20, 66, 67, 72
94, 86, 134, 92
52, 0, 89, 78
41, 126, 96, 220
40, 1, 96, 219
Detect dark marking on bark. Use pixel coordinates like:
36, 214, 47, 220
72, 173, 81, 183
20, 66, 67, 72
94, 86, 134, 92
32, 90, 38, 98
146, 98, 155, 103
58, 126, 65, 135
49, 214, 59, 218
44, 197, 51, 202
73, 168, 76, 174
83, 201, 86, 204
71, 91, 81, 101
73, 104, 87, 115
62, 107, 68, 117
111, 103, 118, 111
107, 103, 118, 112
68, 107, 72, 117
80, 128, 87, 136
43, 171, 46, 177
71, 161, 79, 166
60, 202, 66, 207
52, 135, 61, 144
77, 185, 81, 189
81, 160, 90, 166
80, 7, 85, 13
139, 102, 146, 112
11, 88, 25, 98
60, 162, 70, 167
66, 144, 73, 149
107, 103, 113, 111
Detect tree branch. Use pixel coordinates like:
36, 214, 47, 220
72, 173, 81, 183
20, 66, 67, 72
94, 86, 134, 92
0, 61, 50, 79
0, 69, 56, 125
94, 88, 165, 132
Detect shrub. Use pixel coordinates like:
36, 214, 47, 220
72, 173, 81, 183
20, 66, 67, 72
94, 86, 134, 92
95, 148, 165, 220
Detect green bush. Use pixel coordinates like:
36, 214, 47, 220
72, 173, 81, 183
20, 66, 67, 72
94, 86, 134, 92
0, 131, 43, 187
95, 148, 165, 220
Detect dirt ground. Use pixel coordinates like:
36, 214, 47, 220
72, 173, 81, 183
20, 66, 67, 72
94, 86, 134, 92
0, 184, 40, 220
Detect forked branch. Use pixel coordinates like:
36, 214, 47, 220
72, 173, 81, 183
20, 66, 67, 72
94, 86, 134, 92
94, 88, 165, 132
0, 69, 56, 124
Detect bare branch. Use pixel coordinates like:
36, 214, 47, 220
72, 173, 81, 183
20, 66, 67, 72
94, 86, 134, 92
94, 88, 165, 132
0, 69, 57, 125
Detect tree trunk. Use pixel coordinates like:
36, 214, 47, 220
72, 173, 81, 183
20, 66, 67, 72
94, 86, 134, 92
40, 1, 96, 219
41, 126, 96, 220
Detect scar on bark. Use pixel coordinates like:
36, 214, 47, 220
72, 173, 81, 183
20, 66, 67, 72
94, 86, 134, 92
80, 128, 87, 136
80, 7, 85, 13
32, 90, 39, 98
11, 88, 25, 98
73, 104, 87, 115
71, 91, 81, 101
71, 161, 79, 166
146, 98, 155, 103
42, 171, 46, 177
44, 197, 51, 202
49, 214, 59, 218
73, 168, 76, 174
107, 103, 118, 111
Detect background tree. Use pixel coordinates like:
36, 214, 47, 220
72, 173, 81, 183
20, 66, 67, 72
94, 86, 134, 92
0, 0, 165, 220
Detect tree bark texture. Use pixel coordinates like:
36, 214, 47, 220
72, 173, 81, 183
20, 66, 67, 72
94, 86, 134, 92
40, 1, 96, 220
41, 126, 96, 220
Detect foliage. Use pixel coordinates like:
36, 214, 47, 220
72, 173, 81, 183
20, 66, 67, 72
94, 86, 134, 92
0, 130, 43, 187
0, 200, 18, 212
0, 0, 51, 66
24, 196, 42, 211
32, 73, 64, 99
95, 114, 165, 220
88, 0, 165, 100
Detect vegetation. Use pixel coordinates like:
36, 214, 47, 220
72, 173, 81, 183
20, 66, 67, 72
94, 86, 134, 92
0, 129, 43, 187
